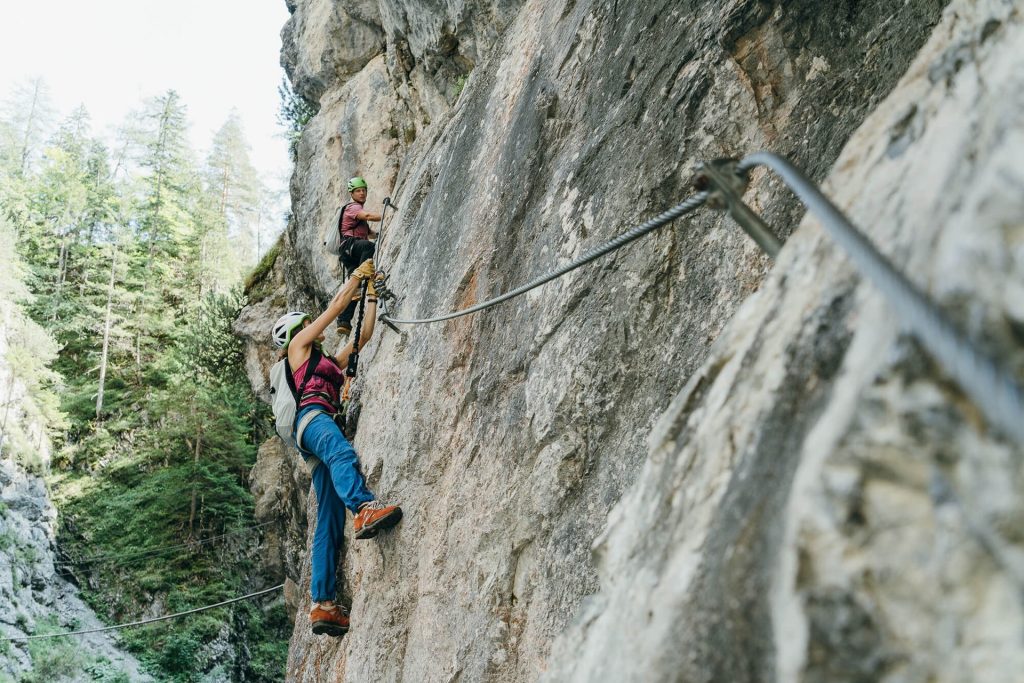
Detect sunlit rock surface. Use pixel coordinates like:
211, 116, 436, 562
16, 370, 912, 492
239, 0, 1022, 680
0, 460, 150, 680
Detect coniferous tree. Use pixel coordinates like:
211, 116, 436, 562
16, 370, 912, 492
130, 90, 197, 378
203, 111, 263, 288
0, 77, 56, 177
0, 82, 288, 681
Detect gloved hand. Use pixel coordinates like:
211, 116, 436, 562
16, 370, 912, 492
351, 259, 375, 281
366, 273, 385, 298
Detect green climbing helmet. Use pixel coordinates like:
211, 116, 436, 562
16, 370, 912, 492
347, 176, 368, 192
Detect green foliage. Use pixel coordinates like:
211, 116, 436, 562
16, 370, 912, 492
243, 238, 281, 301
277, 78, 318, 161
17, 618, 133, 682
0, 528, 39, 566
0, 213, 66, 469
49, 286, 281, 681
454, 73, 469, 98
15, 541, 38, 566
23, 617, 85, 682
0, 77, 56, 176
1, 84, 288, 682
82, 658, 133, 682
239, 600, 289, 679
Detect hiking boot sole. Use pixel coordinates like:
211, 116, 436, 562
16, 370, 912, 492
354, 508, 403, 539
311, 620, 348, 637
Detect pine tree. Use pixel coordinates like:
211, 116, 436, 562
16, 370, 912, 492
203, 111, 263, 289
130, 90, 198, 377
0, 77, 56, 177
12, 107, 98, 324
0, 85, 288, 680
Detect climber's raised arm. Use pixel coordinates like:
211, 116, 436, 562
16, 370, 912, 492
288, 260, 375, 367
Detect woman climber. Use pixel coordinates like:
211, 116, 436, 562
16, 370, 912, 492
271, 259, 402, 637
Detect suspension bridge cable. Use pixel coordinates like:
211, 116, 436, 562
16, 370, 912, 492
734, 151, 1024, 444
381, 192, 709, 325
2, 584, 285, 641
55, 520, 276, 568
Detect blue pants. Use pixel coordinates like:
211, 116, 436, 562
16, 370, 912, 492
295, 406, 375, 602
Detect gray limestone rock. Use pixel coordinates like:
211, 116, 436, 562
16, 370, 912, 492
0, 460, 152, 681
545, 1, 1024, 681
0, 295, 150, 681
239, 0, 1022, 680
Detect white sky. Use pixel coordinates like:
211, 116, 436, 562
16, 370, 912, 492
0, 0, 292, 187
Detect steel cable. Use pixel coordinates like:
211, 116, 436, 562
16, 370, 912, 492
1, 584, 285, 641
738, 151, 1024, 444
381, 192, 709, 325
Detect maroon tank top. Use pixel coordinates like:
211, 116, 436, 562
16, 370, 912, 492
293, 349, 345, 413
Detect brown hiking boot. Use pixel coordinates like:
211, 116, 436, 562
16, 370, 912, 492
353, 500, 403, 539
310, 603, 349, 637
336, 321, 352, 336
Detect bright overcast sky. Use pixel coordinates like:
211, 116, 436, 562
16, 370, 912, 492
0, 0, 292, 185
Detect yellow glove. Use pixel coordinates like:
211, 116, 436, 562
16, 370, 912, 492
366, 272, 386, 299
351, 259, 375, 281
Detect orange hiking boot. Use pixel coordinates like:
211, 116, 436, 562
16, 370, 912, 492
353, 500, 403, 539
310, 603, 349, 637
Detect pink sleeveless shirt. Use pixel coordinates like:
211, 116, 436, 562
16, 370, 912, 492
293, 350, 345, 413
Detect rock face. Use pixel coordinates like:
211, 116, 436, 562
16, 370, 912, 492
0, 266, 150, 680
545, 3, 1024, 679
0, 460, 151, 680
239, 0, 1022, 680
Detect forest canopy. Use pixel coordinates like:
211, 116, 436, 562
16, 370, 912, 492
0, 78, 288, 682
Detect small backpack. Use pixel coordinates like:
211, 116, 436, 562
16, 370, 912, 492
323, 202, 353, 255
269, 345, 322, 448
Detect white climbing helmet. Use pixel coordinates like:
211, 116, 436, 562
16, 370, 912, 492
272, 311, 310, 348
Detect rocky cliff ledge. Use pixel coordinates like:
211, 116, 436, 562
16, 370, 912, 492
236, 0, 1023, 680
0, 293, 149, 680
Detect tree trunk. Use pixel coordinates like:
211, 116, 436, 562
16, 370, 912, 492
96, 250, 117, 420
188, 401, 203, 537
18, 79, 43, 176
255, 207, 263, 262
135, 95, 173, 375
220, 166, 229, 216
52, 229, 69, 321
198, 232, 207, 299
0, 374, 16, 457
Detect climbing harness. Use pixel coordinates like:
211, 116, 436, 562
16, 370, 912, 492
695, 152, 1024, 445
1, 584, 284, 641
